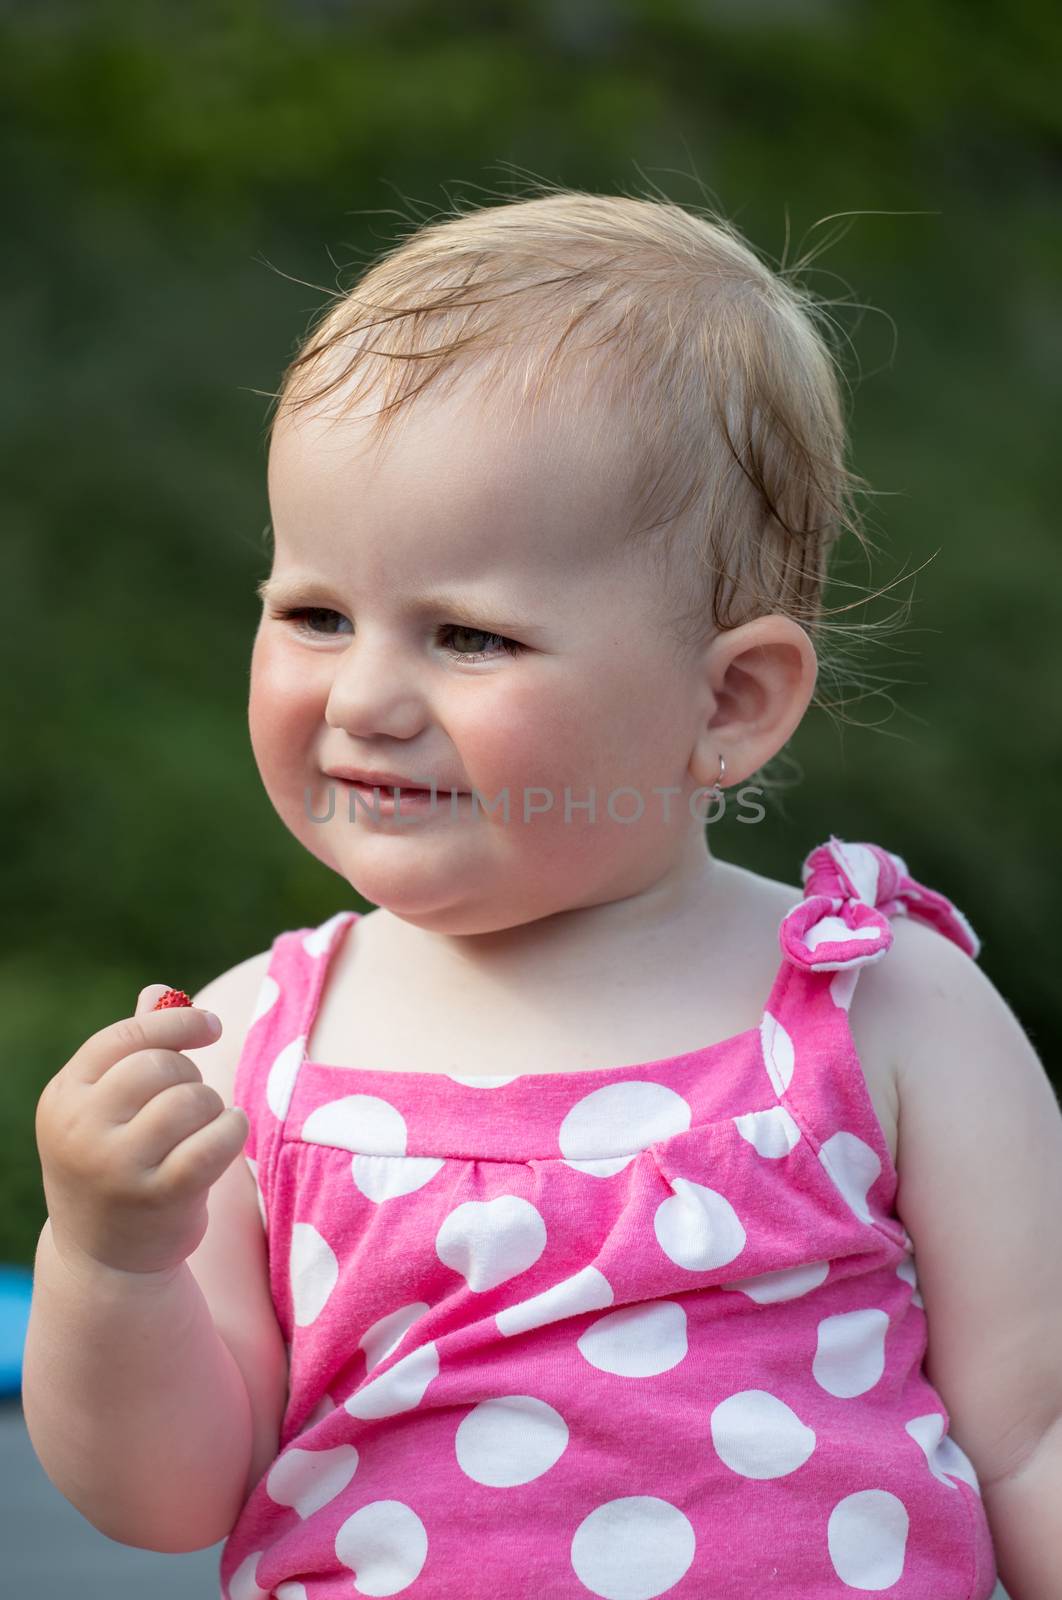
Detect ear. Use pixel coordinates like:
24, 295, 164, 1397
689, 614, 818, 789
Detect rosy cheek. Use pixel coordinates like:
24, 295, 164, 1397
453, 705, 606, 837
252, 635, 311, 705
449, 689, 573, 782
248, 640, 315, 763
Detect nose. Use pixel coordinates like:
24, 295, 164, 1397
323, 631, 428, 741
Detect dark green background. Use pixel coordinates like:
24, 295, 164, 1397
3, 0, 1059, 1263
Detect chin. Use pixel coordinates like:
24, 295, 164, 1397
340, 871, 537, 938
322, 853, 460, 924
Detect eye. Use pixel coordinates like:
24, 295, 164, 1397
275, 608, 524, 663
275, 607, 351, 638
437, 624, 524, 663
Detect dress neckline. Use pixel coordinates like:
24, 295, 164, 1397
299, 910, 778, 1085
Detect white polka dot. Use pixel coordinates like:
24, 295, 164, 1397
811, 947, 888, 974
711, 1390, 816, 1478
807, 914, 883, 953
301, 912, 350, 960
244, 1155, 267, 1234
578, 1301, 687, 1377
275, 1585, 308, 1600
950, 901, 981, 957
360, 1303, 430, 1373
829, 967, 860, 1012
496, 1264, 614, 1337
721, 1260, 830, 1303
813, 1309, 889, 1397
266, 1442, 359, 1517
733, 1104, 801, 1157
290, 1222, 339, 1327
298, 1391, 337, 1433
456, 1395, 569, 1486
566, 1154, 640, 1177
654, 1177, 746, 1271
896, 1254, 924, 1309
250, 973, 280, 1028
228, 1550, 270, 1600
334, 1500, 428, 1596
445, 1073, 523, 1088
299, 1094, 446, 1200
570, 1496, 696, 1600
828, 1488, 909, 1589
559, 1081, 692, 1162
819, 1130, 881, 1224
906, 1413, 983, 1495
267, 1034, 305, 1122
831, 840, 881, 906
344, 1341, 440, 1420
760, 1012, 795, 1093
436, 1196, 547, 1291
353, 1153, 446, 1202
301, 1093, 408, 1155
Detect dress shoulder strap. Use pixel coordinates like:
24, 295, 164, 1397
756, 836, 982, 1217
761, 833, 982, 1061
231, 910, 360, 1225
778, 834, 981, 976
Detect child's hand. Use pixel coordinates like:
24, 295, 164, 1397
35, 984, 249, 1281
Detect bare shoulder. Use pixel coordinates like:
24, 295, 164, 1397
863, 912, 1062, 1485
847, 909, 996, 1091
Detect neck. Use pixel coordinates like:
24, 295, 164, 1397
371, 839, 746, 989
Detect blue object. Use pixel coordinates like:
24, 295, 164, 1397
0, 1264, 34, 1396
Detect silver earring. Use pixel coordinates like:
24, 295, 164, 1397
711, 753, 727, 796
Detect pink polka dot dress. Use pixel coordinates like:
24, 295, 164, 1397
220, 837, 999, 1599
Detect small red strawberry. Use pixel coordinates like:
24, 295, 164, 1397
152, 988, 193, 1010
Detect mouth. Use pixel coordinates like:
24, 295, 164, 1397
324, 769, 466, 796
336, 779, 463, 798
324, 775, 471, 815
348, 779, 430, 797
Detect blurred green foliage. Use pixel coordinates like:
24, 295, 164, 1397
2, 0, 1059, 1262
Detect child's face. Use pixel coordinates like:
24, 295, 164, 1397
250, 382, 720, 933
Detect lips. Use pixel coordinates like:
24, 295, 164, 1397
350, 778, 426, 792
327, 770, 426, 789
325, 769, 464, 794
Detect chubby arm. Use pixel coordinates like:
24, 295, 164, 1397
980, 1412, 1062, 1600
23, 960, 280, 1555
886, 916, 1062, 1592
23, 1223, 253, 1553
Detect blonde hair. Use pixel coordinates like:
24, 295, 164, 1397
265, 182, 915, 792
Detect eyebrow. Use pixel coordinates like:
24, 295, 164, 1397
255, 575, 538, 635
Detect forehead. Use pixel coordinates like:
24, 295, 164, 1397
266, 379, 637, 591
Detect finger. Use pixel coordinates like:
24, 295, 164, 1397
93, 1046, 203, 1125
121, 1077, 231, 1169
145, 1098, 250, 1190
70, 1003, 223, 1087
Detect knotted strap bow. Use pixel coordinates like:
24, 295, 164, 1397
778, 836, 981, 973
